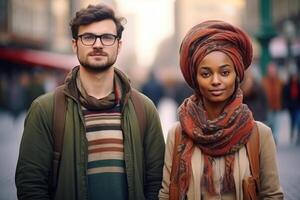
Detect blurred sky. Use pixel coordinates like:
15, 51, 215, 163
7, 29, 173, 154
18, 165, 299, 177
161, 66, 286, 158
117, 0, 175, 67
81, 0, 244, 68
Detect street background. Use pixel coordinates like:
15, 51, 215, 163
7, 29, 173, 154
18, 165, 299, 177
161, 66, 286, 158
0, 111, 299, 199
1, 0, 300, 199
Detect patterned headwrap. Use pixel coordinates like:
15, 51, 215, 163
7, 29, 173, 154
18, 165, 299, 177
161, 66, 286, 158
180, 20, 253, 92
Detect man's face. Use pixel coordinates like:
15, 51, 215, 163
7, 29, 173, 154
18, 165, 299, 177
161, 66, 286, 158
72, 19, 122, 72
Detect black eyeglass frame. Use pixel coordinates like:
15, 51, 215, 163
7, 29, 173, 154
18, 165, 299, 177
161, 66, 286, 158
77, 33, 119, 46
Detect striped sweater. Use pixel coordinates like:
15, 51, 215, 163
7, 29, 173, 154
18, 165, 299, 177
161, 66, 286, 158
83, 105, 128, 200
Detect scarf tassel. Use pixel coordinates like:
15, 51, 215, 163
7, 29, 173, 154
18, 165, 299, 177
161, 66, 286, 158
201, 155, 217, 195
222, 155, 236, 193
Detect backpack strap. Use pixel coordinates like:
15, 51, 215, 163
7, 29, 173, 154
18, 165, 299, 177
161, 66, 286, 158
169, 123, 182, 200
52, 85, 67, 189
130, 88, 146, 140
130, 88, 148, 183
246, 122, 260, 192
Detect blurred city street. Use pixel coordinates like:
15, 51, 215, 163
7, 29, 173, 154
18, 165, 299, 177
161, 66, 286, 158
0, 1, 300, 200
0, 112, 25, 200
277, 146, 300, 200
0, 110, 299, 200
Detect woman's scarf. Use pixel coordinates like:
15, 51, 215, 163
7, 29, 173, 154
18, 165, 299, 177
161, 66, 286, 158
175, 89, 254, 197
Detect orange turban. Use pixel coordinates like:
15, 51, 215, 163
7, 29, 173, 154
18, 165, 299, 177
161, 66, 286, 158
180, 20, 253, 90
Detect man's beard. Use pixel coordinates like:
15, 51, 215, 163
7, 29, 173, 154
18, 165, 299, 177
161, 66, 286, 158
77, 50, 117, 73
79, 59, 114, 73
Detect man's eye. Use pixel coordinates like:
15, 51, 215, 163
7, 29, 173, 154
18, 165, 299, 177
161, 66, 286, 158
102, 34, 115, 40
83, 35, 95, 40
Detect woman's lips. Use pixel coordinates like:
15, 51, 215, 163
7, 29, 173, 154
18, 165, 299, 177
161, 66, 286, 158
209, 89, 225, 96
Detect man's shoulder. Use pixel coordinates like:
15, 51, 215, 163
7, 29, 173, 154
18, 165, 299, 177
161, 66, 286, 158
34, 91, 55, 104
130, 88, 157, 110
29, 90, 55, 113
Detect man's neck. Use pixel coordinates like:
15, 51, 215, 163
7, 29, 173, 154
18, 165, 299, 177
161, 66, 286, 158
79, 66, 114, 99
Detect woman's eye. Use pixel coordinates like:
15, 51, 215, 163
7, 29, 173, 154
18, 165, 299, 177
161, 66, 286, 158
221, 71, 230, 76
201, 72, 210, 78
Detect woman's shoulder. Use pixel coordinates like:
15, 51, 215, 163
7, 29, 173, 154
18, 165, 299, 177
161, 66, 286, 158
166, 122, 181, 144
255, 121, 274, 146
255, 121, 271, 133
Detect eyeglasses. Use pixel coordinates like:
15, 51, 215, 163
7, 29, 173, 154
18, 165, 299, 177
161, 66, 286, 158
77, 33, 119, 46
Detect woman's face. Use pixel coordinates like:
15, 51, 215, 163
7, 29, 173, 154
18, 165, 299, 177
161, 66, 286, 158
196, 51, 237, 105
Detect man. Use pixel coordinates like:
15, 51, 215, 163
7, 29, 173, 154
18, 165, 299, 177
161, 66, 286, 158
15, 4, 165, 200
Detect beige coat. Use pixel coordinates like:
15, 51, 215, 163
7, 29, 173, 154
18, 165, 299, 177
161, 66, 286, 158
159, 121, 283, 200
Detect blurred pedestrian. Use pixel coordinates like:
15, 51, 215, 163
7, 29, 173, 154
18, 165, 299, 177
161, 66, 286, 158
141, 70, 165, 106
159, 20, 283, 199
241, 68, 268, 123
26, 71, 46, 109
283, 72, 300, 144
173, 81, 193, 106
7, 73, 30, 118
261, 62, 283, 144
15, 4, 165, 200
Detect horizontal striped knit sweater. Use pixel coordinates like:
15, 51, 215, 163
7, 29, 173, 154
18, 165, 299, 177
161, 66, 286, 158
83, 104, 128, 200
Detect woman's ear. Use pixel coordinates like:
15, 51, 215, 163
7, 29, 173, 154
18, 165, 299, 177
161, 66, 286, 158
235, 76, 241, 90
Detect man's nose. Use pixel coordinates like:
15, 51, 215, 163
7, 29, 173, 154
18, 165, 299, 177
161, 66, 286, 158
93, 37, 103, 48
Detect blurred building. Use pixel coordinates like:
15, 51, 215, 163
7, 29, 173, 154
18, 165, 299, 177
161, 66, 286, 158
0, 0, 69, 52
175, 0, 245, 45
0, 0, 141, 73
153, 0, 247, 69
242, 0, 300, 34
0, 0, 80, 73
242, 0, 300, 75
0, 0, 117, 52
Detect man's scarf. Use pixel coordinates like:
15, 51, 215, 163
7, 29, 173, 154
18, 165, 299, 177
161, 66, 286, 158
174, 89, 254, 198
64, 66, 131, 111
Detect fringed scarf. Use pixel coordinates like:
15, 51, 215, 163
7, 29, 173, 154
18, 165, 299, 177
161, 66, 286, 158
174, 89, 254, 198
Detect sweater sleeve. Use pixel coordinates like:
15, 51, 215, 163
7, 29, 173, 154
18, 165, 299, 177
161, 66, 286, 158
15, 94, 54, 200
158, 123, 177, 200
257, 121, 284, 199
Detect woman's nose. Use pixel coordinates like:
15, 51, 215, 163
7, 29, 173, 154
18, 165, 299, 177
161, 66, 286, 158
211, 74, 221, 85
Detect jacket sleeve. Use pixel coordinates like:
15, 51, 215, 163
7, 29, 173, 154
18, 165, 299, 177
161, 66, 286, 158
257, 122, 284, 199
15, 94, 54, 200
142, 96, 166, 200
158, 124, 177, 200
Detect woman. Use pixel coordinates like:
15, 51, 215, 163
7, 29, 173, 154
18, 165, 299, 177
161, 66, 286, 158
158, 20, 283, 200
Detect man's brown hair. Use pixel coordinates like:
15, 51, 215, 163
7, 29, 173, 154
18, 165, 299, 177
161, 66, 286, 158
70, 4, 125, 39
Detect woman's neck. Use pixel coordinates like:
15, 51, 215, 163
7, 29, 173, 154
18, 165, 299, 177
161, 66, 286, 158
203, 100, 227, 120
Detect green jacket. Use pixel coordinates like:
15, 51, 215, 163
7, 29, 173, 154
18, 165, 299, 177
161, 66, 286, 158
15, 68, 165, 200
